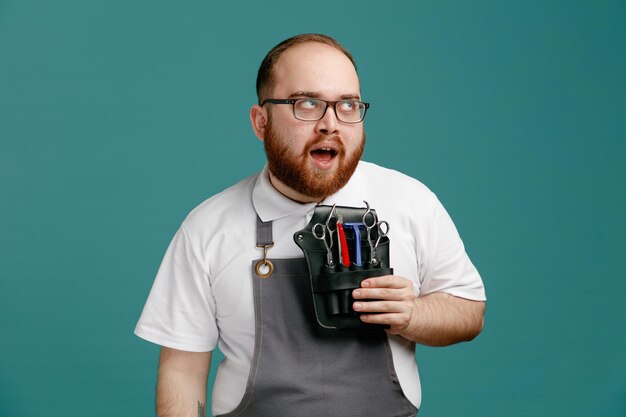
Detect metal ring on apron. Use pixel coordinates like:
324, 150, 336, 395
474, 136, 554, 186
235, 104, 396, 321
255, 258, 274, 278
255, 243, 275, 278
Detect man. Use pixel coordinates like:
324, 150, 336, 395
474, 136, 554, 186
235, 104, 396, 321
135, 34, 486, 417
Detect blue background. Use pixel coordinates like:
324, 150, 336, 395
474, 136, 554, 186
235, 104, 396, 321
1, 1, 624, 416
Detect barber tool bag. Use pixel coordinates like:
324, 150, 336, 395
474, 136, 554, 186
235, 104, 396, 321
293, 203, 392, 331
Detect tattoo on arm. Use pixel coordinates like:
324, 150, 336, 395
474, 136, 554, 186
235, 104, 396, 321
198, 401, 205, 417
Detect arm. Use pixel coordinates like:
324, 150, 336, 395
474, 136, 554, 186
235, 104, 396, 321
352, 275, 485, 346
156, 347, 212, 417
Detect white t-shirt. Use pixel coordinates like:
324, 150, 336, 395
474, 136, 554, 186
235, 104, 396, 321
135, 161, 486, 415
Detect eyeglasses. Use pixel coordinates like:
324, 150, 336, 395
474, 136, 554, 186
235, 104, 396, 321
261, 98, 370, 123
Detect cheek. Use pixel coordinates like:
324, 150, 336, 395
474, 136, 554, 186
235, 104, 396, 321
274, 111, 308, 135
275, 125, 311, 154
285, 124, 314, 146
347, 126, 364, 147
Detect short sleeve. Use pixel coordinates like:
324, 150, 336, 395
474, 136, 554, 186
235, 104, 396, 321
419, 194, 486, 301
134, 225, 218, 352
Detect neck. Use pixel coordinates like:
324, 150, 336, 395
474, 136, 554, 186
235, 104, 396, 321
268, 171, 324, 204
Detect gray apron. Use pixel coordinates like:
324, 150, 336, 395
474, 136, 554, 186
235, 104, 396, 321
217, 218, 418, 417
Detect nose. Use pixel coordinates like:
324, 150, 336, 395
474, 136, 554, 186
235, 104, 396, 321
315, 104, 339, 135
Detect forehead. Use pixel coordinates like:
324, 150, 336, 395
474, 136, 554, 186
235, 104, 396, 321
272, 42, 361, 98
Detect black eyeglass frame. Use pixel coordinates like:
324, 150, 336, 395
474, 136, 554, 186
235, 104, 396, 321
260, 98, 370, 123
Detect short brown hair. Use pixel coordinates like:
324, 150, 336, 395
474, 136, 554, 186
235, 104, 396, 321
256, 33, 357, 104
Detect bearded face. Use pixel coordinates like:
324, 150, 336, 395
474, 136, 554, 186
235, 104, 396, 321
263, 117, 365, 200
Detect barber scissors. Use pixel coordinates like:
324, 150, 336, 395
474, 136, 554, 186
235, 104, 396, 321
312, 204, 338, 268
362, 200, 390, 266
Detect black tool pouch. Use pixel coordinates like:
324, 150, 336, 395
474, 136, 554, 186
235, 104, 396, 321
293, 204, 392, 331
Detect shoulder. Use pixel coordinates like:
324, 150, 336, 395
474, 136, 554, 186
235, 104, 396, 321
358, 161, 437, 206
181, 173, 259, 234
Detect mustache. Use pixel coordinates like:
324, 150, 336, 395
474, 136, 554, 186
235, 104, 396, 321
304, 135, 345, 153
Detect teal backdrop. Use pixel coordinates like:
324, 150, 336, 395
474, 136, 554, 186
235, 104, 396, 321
1, 1, 624, 416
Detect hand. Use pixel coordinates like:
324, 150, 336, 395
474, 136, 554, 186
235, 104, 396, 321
352, 275, 417, 336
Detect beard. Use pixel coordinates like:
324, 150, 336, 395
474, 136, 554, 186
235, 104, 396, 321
263, 119, 365, 201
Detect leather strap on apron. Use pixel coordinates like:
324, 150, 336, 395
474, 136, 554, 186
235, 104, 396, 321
217, 217, 418, 417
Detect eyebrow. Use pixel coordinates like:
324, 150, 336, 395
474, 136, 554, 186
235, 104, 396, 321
287, 91, 362, 100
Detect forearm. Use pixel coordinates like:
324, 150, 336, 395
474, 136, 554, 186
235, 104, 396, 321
401, 292, 485, 346
156, 347, 211, 417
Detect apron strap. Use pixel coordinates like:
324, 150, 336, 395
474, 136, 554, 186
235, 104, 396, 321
255, 216, 275, 279
256, 216, 274, 247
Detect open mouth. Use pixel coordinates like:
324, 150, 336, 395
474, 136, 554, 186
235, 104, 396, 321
310, 146, 338, 163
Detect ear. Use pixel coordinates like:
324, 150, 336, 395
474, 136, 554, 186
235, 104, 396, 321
250, 104, 268, 141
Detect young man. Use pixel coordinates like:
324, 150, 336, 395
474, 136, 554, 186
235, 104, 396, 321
136, 34, 486, 417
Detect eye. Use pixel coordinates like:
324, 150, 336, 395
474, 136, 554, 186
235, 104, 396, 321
338, 100, 359, 112
296, 99, 321, 109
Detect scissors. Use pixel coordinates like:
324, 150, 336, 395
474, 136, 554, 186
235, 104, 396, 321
362, 200, 390, 266
312, 204, 338, 268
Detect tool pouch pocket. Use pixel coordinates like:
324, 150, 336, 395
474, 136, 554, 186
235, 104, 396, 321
293, 204, 392, 331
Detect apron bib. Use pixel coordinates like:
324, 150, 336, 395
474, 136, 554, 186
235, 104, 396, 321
217, 218, 417, 417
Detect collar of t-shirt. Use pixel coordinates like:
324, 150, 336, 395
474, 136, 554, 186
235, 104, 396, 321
252, 162, 367, 223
